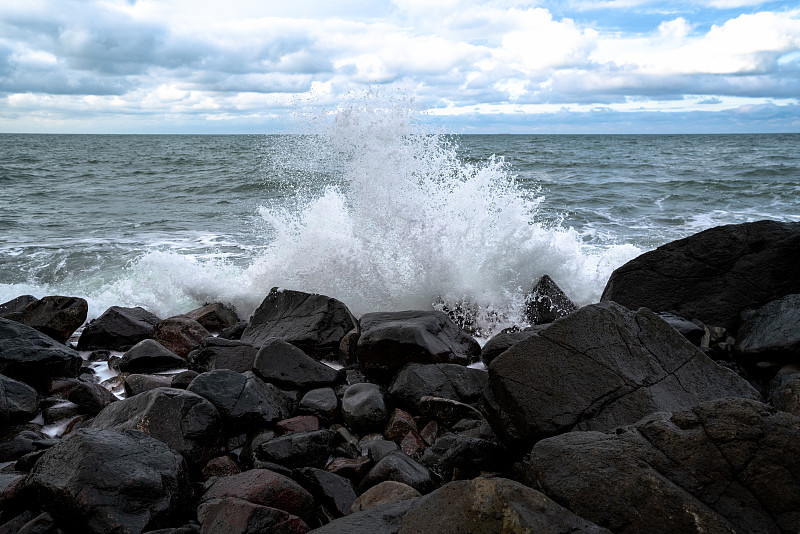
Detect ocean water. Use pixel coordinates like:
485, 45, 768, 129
2, 106, 799, 335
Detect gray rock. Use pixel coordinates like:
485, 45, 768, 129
341, 383, 388, 434
186, 337, 257, 374
0, 318, 83, 388
197, 497, 309, 534
66, 377, 116, 415
119, 339, 187, 374
294, 467, 357, 519
359, 451, 433, 494
151, 317, 210, 357
356, 311, 480, 377
8, 295, 88, 344
479, 327, 542, 366
387, 363, 486, 413
525, 397, 800, 534
0, 295, 38, 318
124, 374, 173, 397
419, 432, 505, 481
77, 306, 160, 351
524, 274, 579, 325
398, 478, 609, 534
307, 499, 418, 534
485, 302, 760, 447
601, 220, 800, 331
181, 302, 239, 334
0, 374, 38, 425
253, 338, 339, 389
241, 288, 357, 360
299, 388, 338, 421
350, 481, 421, 514
255, 430, 336, 470
367, 439, 399, 463
767, 369, 800, 416
735, 294, 800, 363
0, 425, 48, 462
656, 312, 706, 346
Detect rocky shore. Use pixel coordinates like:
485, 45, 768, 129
1, 220, 799, 534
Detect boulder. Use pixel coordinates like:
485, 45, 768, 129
277, 415, 320, 435
307, 499, 419, 534
655, 312, 706, 346
220, 320, 249, 340
419, 433, 505, 481
186, 337, 257, 374
124, 374, 173, 397
479, 327, 542, 366
735, 294, 800, 364
197, 497, 308, 534
419, 396, 482, 428
119, 339, 187, 374
201, 455, 240, 480
293, 467, 357, 519
255, 430, 336, 470
0, 374, 38, 425
356, 311, 480, 376
170, 370, 199, 390
90, 387, 221, 465
186, 370, 291, 433
367, 439, 400, 463
485, 302, 759, 447
0, 295, 38, 318
324, 457, 373, 482
298, 388, 338, 421
181, 302, 239, 334
151, 317, 210, 357
359, 451, 434, 494
76, 306, 160, 351
398, 478, 608, 534
24, 428, 191, 534
388, 363, 487, 413
351, 481, 421, 513
253, 338, 339, 389
66, 377, 116, 415
241, 288, 357, 360
0, 425, 48, 462
601, 220, 800, 331
341, 383, 388, 435
524, 274, 579, 325
0, 318, 83, 388
525, 397, 800, 534
201, 469, 314, 520
9, 296, 87, 344
767, 368, 800, 416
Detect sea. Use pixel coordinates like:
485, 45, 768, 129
2, 105, 799, 337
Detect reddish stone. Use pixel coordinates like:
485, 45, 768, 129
202, 455, 241, 480
201, 469, 314, 520
151, 316, 210, 357
419, 420, 439, 446
383, 408, 417, 444
325, 456, 373, 481
276, 415, 320, 435
338, 328, 360, 365
198, 497, 309, 534
183, 302, 239, 334
400, 430, 426, 459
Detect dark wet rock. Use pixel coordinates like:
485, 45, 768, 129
601, 220, 800, 331
170, 370, 198, 390
42, 399, 80, 425
66, 377, 116, 415
77, 306, 161, 351
418, 396, 482, 428
324, 457, 373, 482
356, 311, 480, 377
0, 426, 48, 462
201, 468, 314, 519
0, 295, 38, 318
388, 363, 486, 413
656, 312, 706, 346
254, 430, 335, 470
351, 481, 421, 514
735, 294, 800, 364
151, 317, 210, 358
0, 471, 26, 514
767, 368, 800, 415
479, 327, 542, 366
186, 369, 291, 434
253, 338, 339, 389
0, 318, 83, 388
201, 455, 240, 481
197, 497, 309, 534
298, 388, 338, 421
399, 431, 425, 460
383, 408, 417, 444
9, 296, 87, 344
338, 328, 359, 365
11, 511, 58, 534
0, 374, 38, 425
219, 320, 248, 340
399, 478, 609, 534
241, 288, 357, 360
120, 339, 187, 374
186, 337, 256, 374
87, 349, 111, 362
0, 510, 37, 534
341, 383, 388, 434
419, 433, 505, 481
181, 302, 239, 334
90, 387, 221, 466
294, 467, 357, 519
24, 428, 191, 534
525, 397, 800, 534
305, 498, 418, 534
368, 439, 399, 463
359, 451, 434, 494
485, 302, 759, 447
524, 274, 579, 325
277, 415, 320, 435
124, 374, 173, 397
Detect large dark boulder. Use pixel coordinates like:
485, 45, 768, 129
388, 363, 486, 412
735, 294, 800, 364
601, 220, 800, 331
398, 478, 609, 534
186, 370, 292, 433
77, 306, 161, 351
181, 302, 239, 334
356, 311, 480, 377
293, 467, 358, 520
197, 498, 309, 534
253, 338, 339, 389
341, 383, 388, 435
254, 430, 336, 470
359, 451, 434, 494
0, 374, 38, 425
0, 295, 38, 318
241, 288, 357, 360
186, 337, 257, 374
89, 387, 221, 466
7, 296, 87, 344
307, 499, 419, 534
200, 469, 314, 520
485, 302, 759, 447
525, 398, 800, 534
119, 339, 187, 374
151, 317, 210, 357
524, 274, 579, 325
24, 428, 191, 534
418, 432, 505, 481
66, 377, 117, 415
0, 318, 83, 388
479, 327, 542, 366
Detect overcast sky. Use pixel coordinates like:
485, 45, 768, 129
1, 0, 799, 133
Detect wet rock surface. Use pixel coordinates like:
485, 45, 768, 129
77, 305, 161, 351
0, 318, 83, 387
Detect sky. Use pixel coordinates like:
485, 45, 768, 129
1, 0, 799, 133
